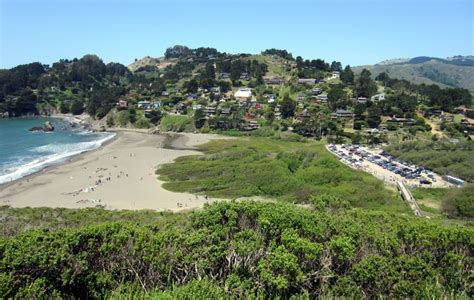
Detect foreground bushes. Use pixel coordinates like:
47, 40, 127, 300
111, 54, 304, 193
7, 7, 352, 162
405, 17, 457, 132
1, 201, 472, 298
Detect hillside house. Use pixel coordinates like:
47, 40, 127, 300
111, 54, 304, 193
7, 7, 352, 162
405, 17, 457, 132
137, 100, 151, 109
219, 107, 232, 115
456, 105, 474, 115
117, 99, 128, 108
298, 78, 317, 85
371, 93, 386, 102
329, 71, 340, 80
331, 109, 353, 119
317, 94, 328, 103
264, 77, 284, 85
204, 106, 217, 116
234, 88, 252, 101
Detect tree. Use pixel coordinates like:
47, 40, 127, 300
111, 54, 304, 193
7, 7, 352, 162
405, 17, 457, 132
70, 100, 84, 115
340, 65, 354, 85
355, 69, 377, 98
280, 96, 296, 119
367, 105, 381, 128
204, 63, 215, 80
330, 61, 343, 72
194, 108, 206, 129
327, 85, 346, 111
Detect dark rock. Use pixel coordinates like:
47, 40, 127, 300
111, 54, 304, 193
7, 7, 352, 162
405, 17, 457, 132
29, 126, 43, 132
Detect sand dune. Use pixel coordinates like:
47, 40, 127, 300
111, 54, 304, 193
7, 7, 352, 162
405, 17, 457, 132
0, 132, 227, 211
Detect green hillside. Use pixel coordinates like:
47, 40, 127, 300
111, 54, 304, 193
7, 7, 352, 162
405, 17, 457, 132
354, 56, 474, 92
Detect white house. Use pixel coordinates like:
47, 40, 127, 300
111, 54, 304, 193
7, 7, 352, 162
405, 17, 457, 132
234, 88, 252, 101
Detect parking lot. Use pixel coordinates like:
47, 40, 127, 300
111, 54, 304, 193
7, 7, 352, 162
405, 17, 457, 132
327, 144, 451, 188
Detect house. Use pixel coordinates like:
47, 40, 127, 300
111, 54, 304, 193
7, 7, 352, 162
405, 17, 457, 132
188, 93, 198, 100
240, 73, 250, 80
242, 120, 261, 131
219, 72, 231, 79
192, 104, 203, 110
137, 100, 151, 109
331, 109, 353, 119
298, 78, 317, 85
210, 87, 221, 94
370, 93, 386, 102
356, 97, 367, 104
317, 94, 328, 103
312, 88, 322, 95
161, 91, 169, 97
455, 105, 474, 115
203, 106, 217, 116
219, 107, 232, 115
264, 77, 284, 85
153, 101, 162, 109
387, 116, 415, 125
329, 71, 340, 80
461, 118, 474, 128
296, 109, 311, 121
234, 88, 252, 101
117, 99, 128, 108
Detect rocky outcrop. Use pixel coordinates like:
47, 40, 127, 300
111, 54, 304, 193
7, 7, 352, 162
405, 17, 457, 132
43, 121, 55, 132
29, 121, 55, 132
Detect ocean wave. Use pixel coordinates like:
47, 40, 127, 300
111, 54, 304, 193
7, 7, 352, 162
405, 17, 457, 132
0, 133, 115, 185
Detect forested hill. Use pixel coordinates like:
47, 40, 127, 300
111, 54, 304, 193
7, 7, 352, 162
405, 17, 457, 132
353, 56, 474, 92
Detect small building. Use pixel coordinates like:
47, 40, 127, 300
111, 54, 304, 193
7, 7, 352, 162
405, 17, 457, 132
356, 97, 367, 104
312, 88, 322, 95
161, 91, 169, 97
193, 104, 203, 110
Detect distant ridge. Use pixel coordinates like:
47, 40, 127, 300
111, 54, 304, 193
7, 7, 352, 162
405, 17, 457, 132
355, 55, 474, 91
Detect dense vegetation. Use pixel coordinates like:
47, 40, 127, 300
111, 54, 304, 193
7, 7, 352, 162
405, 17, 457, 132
441, 184, 474, 219
385, 140, 474, 182
158, 134, 405, 212
1, 201, 472, 298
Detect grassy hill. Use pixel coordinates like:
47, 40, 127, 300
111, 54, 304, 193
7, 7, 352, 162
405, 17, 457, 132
354, 56, 474, 92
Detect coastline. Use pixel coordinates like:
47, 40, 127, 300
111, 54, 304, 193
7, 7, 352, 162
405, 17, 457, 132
0, 130, 228, 211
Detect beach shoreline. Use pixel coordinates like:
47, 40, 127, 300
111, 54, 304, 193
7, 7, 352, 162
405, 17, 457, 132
0, 131, 228, 211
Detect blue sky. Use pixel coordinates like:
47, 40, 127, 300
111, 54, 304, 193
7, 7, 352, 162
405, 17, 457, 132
1, 0, 473, 68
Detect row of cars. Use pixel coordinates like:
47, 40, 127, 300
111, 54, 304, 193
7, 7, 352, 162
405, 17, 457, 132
328, 144, 435, 185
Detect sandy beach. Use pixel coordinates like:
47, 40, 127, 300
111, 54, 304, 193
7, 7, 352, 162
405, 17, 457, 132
0, 131, 227, 211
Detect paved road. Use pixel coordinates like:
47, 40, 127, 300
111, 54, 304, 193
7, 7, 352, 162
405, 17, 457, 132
397, 181, 423, 217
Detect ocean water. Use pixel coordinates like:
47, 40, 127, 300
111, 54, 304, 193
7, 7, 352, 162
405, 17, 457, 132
0, 117, 115, 184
